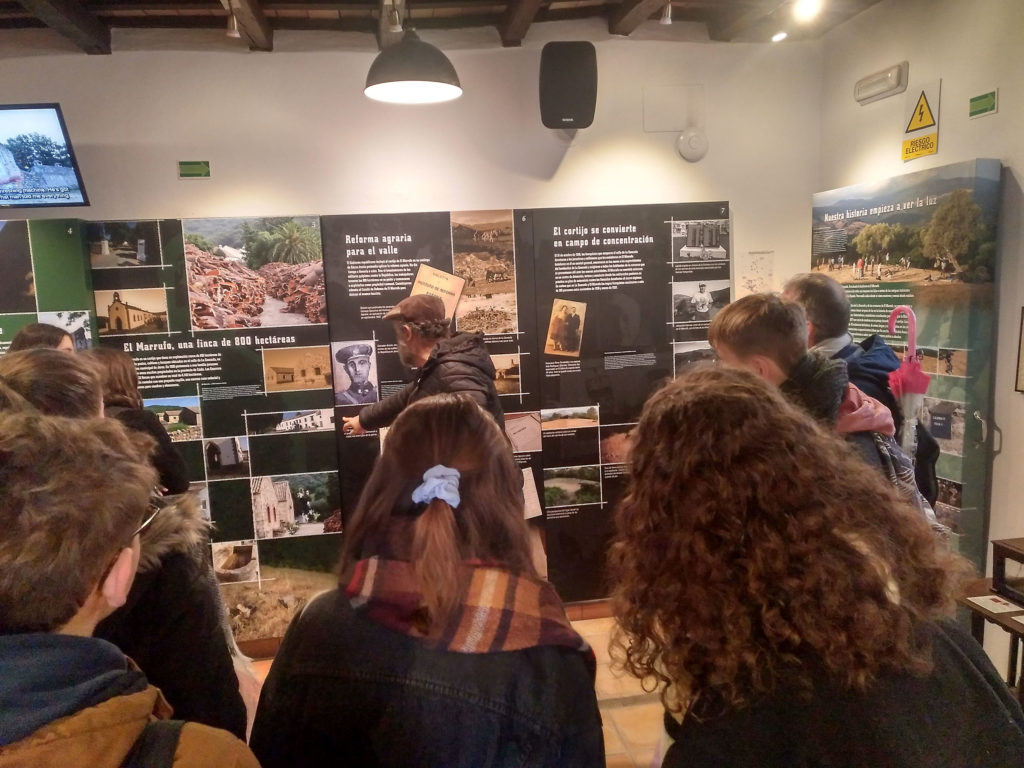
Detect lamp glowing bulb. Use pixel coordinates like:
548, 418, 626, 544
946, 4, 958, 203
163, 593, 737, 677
771, 31, 788, 42
793, 0, 822, 23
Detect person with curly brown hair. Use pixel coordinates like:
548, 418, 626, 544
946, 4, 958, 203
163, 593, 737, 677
609, 367, 1024, 768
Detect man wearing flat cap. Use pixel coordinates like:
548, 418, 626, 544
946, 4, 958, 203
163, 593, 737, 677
342, 294, 503, 435
334, 342, 378, 405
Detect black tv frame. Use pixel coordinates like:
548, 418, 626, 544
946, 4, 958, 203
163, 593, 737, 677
0, 102, 90, 209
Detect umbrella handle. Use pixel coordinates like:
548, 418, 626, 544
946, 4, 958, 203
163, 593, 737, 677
888, 305, 917, 358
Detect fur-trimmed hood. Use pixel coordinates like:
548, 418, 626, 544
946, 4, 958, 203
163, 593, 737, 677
137, 492, 211, 574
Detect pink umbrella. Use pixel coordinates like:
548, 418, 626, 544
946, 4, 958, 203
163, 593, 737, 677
887, 305, 931, 458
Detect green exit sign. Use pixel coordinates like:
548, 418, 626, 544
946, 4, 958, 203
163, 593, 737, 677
178, 160, 211, 179
969, 90, 998, 119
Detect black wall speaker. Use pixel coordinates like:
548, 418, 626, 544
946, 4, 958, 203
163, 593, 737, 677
539, 41, 597, 129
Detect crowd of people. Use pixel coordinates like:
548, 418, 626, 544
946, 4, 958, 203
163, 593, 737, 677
1, 276, 1023, 767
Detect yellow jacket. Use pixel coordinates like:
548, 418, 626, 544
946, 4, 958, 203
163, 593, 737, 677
0, 685, 259, 768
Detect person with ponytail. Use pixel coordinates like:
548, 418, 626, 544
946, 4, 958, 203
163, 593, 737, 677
251, 394, 603, 768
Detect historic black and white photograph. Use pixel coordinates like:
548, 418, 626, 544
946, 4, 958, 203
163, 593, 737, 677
331, 340, 378, 405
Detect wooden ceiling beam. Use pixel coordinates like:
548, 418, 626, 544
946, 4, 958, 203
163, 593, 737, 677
222, 0, 273, 50
17, 0, 111, 54
498, 0, 541, 47
608, 0, 668, 36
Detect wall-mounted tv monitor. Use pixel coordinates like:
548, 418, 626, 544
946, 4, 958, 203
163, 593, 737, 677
0, 103, 88, 208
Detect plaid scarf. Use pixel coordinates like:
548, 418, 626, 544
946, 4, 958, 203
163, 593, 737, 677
345, 557, 593, 659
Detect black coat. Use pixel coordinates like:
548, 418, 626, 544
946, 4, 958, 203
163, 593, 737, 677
106, 406, 190, 494
250, 589, 603, 768
94, 494, 247, 739
663, 620, 1024, 768
358, 332, 504, 430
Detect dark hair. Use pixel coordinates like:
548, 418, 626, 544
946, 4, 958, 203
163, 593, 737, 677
0, 411, 156, 633
341, 394, 535, 631
0, 349, 102, 417
82, 347, 143, 409
610, 367, 970, 713
782, 273, 851, 341
8, 322, 73, 352
407, 318, 452, 340
708, 293, 808, 373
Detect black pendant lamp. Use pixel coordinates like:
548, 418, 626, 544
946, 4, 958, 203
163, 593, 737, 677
364, 29, 462, 104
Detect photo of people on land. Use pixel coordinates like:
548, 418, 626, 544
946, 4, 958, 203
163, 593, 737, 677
183, 216, 326, 330
544, 299, 586, 357
250, 472, 338, 540
937, 347, 968, 377
451, 209, 518, 335
811, 163, 998, 287
331, 340, 378, 405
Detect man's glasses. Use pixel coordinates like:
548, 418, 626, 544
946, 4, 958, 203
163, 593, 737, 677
132, 496, 165, 538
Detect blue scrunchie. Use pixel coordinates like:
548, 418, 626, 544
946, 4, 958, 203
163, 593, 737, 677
411, 464, 461, 509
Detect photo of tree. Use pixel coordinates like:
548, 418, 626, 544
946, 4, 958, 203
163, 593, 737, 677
543, 466, 601, 507
0, 106, 86, 206
183, 216, 326, 330
812, 164, 998, 286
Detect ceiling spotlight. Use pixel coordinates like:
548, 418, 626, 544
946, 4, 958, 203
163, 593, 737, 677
793, 0, 823, 23
771, 31, 788, 42
365, 29, 462, 104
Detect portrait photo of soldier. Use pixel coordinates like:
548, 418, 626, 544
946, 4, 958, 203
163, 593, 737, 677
332, 341, 378, 405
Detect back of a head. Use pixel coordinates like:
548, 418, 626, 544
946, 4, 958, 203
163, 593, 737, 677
0, 348, 102, 417
7, 322, 73, 353
708, 293, 808, 373
82, 347, 142, 409
782, 273, 851, 342
0, 411, 156, 634
343, 394, 534, 629
611, 366, 969, 710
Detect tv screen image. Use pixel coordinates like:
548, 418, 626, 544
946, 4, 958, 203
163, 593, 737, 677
0, 103, 88, 208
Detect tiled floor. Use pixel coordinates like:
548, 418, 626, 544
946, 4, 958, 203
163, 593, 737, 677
574, 616, 665, 768
250, 614, 666, 768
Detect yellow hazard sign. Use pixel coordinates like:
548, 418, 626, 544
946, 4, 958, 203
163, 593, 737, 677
902, 132, 937, 161
906, 92, 936, 132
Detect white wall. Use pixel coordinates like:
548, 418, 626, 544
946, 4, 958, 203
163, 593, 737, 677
5, 1, 1019, 662
819, 0, 1024, 664
0, 19, 821, 278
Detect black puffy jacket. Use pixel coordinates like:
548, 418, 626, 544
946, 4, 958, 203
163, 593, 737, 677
358, 332, 504, 429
